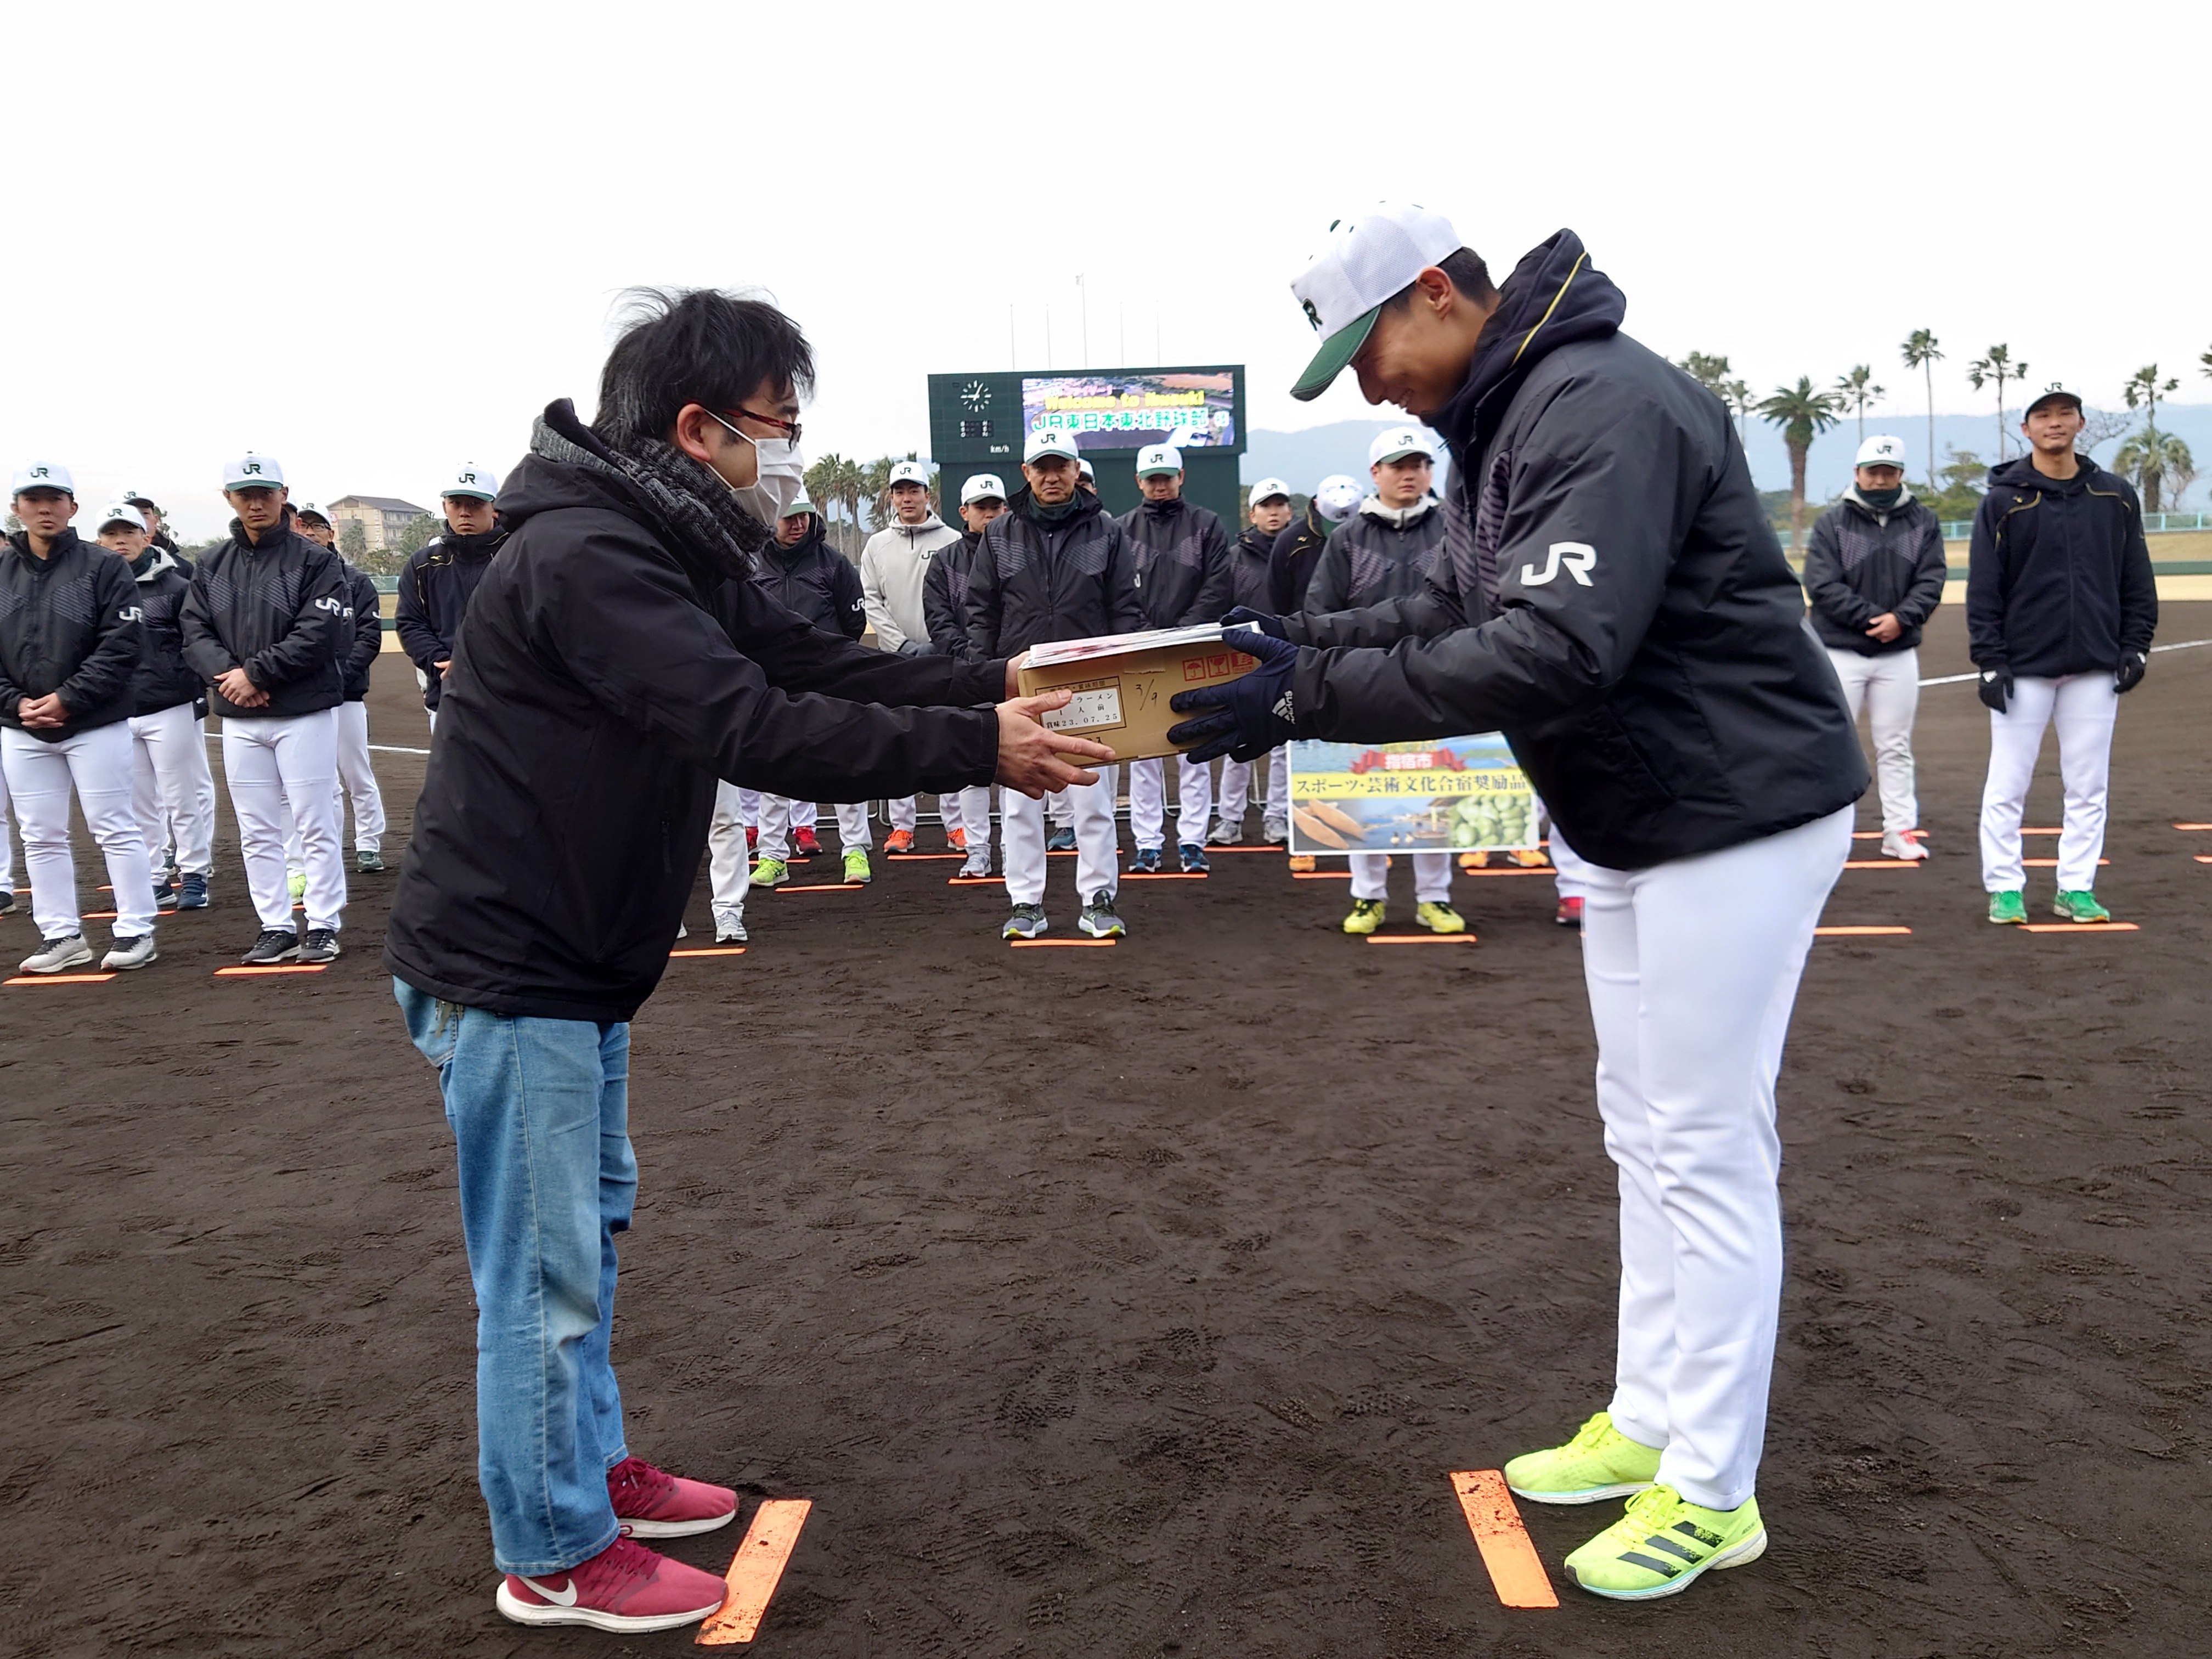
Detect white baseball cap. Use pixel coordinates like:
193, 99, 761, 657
1079, 459, 1096, 481
1289, 202, 1464, 402
294, 501, 335, 526
888, 459, 932, 488
119, 487, 159, 510
1024, 428, 1080, 464
1369, 427, 1436, 466
10, 461, 75, 496
960, 473, 1007, 506
1854, 435, 1909, 471
1247, 477, 1291, 506
1135, 444, 1183, 478
95, 501, 145, 531
222, 453, 285, 490
444, 463, 499, 501
1313, 475, 1364, 522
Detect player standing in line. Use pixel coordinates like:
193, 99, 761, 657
1, 467, 159, 971
1272, 473, 1365, 872
182, 454, 352, 964
296, 504, 390, 872
967, 429, 1143, 938
1970, 385, 2156, 924
95, 503, 216, 912
396, 465, 507, 735
1045, 462, 1096, 853
860, 459, 963, 852
1120, 443, 1233, 874
1802, 435, 1946, 862
1306, 428, 1464, 935
925, 473, 1009, 878
121, 488, 188, 565
1171, 206, 1867, 1599
1211, 477, 1295, 846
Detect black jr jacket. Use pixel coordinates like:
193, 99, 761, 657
924, 528, 985, 659
1803, 489, 1949, 654
0, 529, 144, 741
395, 525, 507, 710
1284, 229, 1866, 870
342, 561, 382, 701
964, 488, 1144, 658
182, 513, 351, 720
1119, 496, 1233, 628
1268, 502, 1335, 614
386, 400, 1007, 1025
1305, 500, 1448, 614
127, 545, 205, 715
1966, 455, 2157, 676
754, 514, 865, 639
1227, 522, 1276, 613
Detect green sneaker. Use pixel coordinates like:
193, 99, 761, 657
1987, 889, 2026, 925
1341, 898, 1386, 935
843, 848, 872, 884
287, 870, 307, 901
1564, 1485, 1766, 1601
1503, 1410, 1661, 1505
750, 856, 789, 889
2052, 889, 2110, 923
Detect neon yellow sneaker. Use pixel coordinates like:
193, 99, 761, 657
287, 870, 307, 901
1563, 1485, 1766, 1600
1503, 1411, 1661, 1505
1416, 900, 1466, 934
2052, 889, 2109, 923
843, 848, 872, 884
1342, 898, 1385, 935
749, 857, 789, 889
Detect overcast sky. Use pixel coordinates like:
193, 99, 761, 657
7, 0, 2205, 538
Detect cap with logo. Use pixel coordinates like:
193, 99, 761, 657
1024, 429, 1081, 465
1246, 476, 1292, 506
888, 459, 932, 488
1289, 202, 1463, 402
443, 463, 499, 502
120, 488, 160, 511
961, 473, 1007, 506
95, 502, 146, 531
223, 453, 285, 490
10, 462, 76, 497
2023, 383, 2083, 418
1853, 435, 1909, 470
1313, 475, 1364, 522
1369, 427, 1436, 467
1135, 444, 1183, 478
294, 501, 335, 526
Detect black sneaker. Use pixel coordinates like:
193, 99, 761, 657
356, 850, 386, 873
1078, 891, 1126, 938
153, 879, 179, 911
242, 928, 301, 965
297, 928, 342, 964
177, 872, 210, 909
1178, 842, 1210, 874
0, 889, 16, 916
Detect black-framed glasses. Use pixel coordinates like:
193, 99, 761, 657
714, 406, 803, 447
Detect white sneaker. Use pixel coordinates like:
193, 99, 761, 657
20, 934, 95, 974
711, 907, 747, 944
1881, 830, 1930, 861
101, 933, 159, 971
1205, 820, 1242, 846
958, 851, 993, 878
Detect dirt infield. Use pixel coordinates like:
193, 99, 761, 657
5, 605, 2208, 1657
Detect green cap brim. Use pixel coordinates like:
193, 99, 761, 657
1290, 308, 1378, 402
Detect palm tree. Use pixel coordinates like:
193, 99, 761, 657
1721, 379, 1755, 449
1966, 345, 2026, 461
1901, 330, 1943, 486
804, 453, 867, 554
1757, 378, 1843, 550
1833, 365, 1884, 444
2123, 362, 2178, 433
1676, 352, 1731, 394
2120, 364, 2187, 511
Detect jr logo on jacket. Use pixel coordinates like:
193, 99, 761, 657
1521, 541, 1596, 587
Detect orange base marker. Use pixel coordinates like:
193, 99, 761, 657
5, 972, 117, 986
1122, 871, 1207, 880
1365, 933, 1477, 945
1816, 925, 1912, 936
696, 1498, 811, 1646
2176, 822, 2212, 832
1842, 859, 1919, 870
2023, 857, 2109, 868
771, 883, 864, 894
213, 963, 328, 977
669, 947, 746, 958
1009, 936, 1116, 948
1449, 1470, 1557, 1609
1291, 870, 1352, 880
885, 853, 963, 861
947, 874, 1003, 885
2022, 921, 2140, 933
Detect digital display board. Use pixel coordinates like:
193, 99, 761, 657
1021, 371, 1237, 453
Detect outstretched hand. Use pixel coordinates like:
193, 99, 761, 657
1220, 606, 1288, 641
1165, 629, 1302, 764
995, 689, 1116, 798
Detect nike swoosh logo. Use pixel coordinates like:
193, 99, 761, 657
518, 1576, 578, 1607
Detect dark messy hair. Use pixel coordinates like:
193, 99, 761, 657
593, 287, 816, 451
1381, 247, 1497, 312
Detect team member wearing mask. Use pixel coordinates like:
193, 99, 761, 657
396, 465, 507, 733
1120, 444, 1233, 874
925, 473, 1009, 878
296, 504, 390, 872
1212, 478, 1295, 845
860, 459, 963, 851
1171, 207, 1866, 1600
1, 466, 159, 972
182, 454, 353, 965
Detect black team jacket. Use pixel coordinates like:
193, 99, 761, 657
1803, 488, 1949, 654
127, 544, 205, 715
964, 487, 1143, 658
924, 527, 985, 659
0, 529, 143, 740
1268, 500, 1336, 614
753, 512, 865, 639
1227, 521, 1276, 613
395, 523, 508, 710
341, 560, 382, 700
1966, 454, 2156, 677
1282, 229, 1866, 870
1119, 495, 1233, 628
1305, 500, 1448, 614
180, 510, 351, 720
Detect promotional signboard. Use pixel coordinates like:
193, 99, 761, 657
1020, 370, 1237, 453
1285, 733, 1540, 856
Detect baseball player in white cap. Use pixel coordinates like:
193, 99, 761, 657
1212, 477, 1296, 844
396, 464, 508, 735
860, 458, 964, 852
924, 472, 1012, 876
293, 503, 390, 871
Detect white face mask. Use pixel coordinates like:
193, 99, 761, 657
707, 410, 807, 524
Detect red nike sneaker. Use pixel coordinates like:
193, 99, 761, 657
745, 825, 758, 853
1555, 896, 1585, 928
792, 826, 822, 857
884, 828, 915, 854
607, 1455, 738, 1537
495, 1532, 726, 1632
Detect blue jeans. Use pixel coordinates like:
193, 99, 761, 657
394, 979, 636, 1576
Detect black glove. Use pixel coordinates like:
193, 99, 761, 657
2114, 651, 2148, 694
1166, 629, 1300, 763
1220, 605, 1288, 641
1977, 666, 2012, 713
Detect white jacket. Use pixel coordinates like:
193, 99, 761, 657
860, 514, 962, 652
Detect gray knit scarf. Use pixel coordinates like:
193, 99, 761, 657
530, 412, 771, 583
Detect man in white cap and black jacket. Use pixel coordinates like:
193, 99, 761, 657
296, 503, 390, 873
1169, 207, 1867, 1602
924, 473, 1010, 877
860, 458, 964, 853
1, 466, 160, 972
183, 454, 353, 964
1211, 477, 1296, 845
396, 464, 508, 733
1120, 443, 1233, 874
1802, 434, 1947, 863
383, 288, 1108, 1634
1269, 472, 1363, 614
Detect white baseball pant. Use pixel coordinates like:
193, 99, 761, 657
756, 796, 870, 859
1349, 851, 1453, 903
335, 700, 387, 854
0, 740, 17, 898
1001, 776, 1118, 908
707, 781, 751, 933
1548, 818, 1594, 902
1128, 754, 1211, 849
223, 709, 347, 932
1217, 746, 1289, 834
127, 703, 217, 877
1980, 673, 2116, 893
1580, 805, 1850, 1512
2, 723, 157, 938
943, 785, 994, 853
1825, 647, 1921, 834
887, 794, 918, 833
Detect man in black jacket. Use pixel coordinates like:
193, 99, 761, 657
382, 289, 1107, 1634
1802, 435, 1948, 862
182, 454, 353, 965
1120, 444, 1233, 873
1170, 208, 1866, 1601
1267, 472, 1362, 614
1, 466, 160, 972
121, 488, 188, 565
924, 473, 1008, 877
396, 465, 508, 732
1211, 477, 1295, 845
298, 504, 390, 873
966, 428, 1143, 938
1968, 386, 2156, 925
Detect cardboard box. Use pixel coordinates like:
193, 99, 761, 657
1015, 624, 1261, 762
